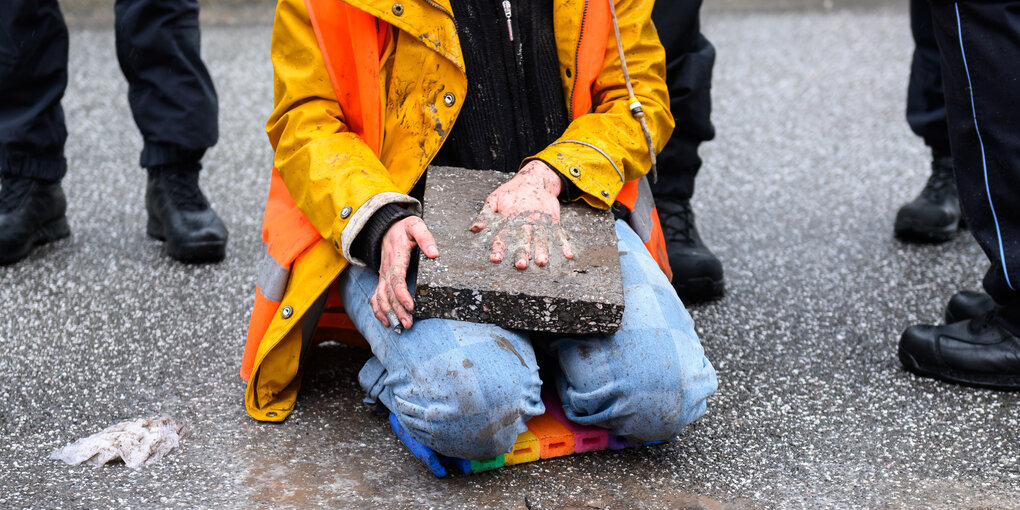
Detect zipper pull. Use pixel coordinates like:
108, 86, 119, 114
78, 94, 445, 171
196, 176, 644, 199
502, 0, 513, 41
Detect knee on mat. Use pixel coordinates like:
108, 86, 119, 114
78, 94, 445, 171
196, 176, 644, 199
409, 374, 534, 460
576, 367, 704, 443
622, 386, 705, 442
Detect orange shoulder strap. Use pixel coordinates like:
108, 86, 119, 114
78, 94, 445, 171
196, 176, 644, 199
305, 0, 389, 154
264, 0, 389, 258
243, 2, 389, 380
571, 1, 672, 281
570, 0, 611, 120
258, 0, 387, 266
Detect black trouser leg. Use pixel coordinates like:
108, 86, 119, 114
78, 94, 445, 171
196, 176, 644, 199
0, 0, 69, 180
906, 0, 951, 158
650, 0, 715, 200
114, 0, 218, 169
930, 0, 1020, 331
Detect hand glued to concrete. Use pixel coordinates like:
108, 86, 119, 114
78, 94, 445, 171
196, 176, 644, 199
414, 166, 624, 334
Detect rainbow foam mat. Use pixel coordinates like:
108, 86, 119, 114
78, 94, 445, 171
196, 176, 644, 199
388, 390, 663, 477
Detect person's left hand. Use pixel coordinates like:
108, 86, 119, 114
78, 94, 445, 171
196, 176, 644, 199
470, 160, 574, 269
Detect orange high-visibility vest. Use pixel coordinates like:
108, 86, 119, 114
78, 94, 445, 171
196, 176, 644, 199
241, 0, 670, 382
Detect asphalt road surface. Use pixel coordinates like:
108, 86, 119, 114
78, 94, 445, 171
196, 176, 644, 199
2, 3, 1018, 509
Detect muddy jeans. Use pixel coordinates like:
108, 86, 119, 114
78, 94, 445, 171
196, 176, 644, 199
339, 220, 718, 460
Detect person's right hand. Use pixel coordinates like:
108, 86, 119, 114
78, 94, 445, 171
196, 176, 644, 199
372, 216, 438, 330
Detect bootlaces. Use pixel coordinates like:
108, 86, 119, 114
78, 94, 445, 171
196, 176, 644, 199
0, 176, 34, 214
919, 159, 955, 202
162, 170, 209, 212
661, 200, 696, 245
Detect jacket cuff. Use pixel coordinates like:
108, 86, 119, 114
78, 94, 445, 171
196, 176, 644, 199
555, 169, 584, 203
350, 204, 416, 272
526, 140, 625, 209
527, 157, 584, 203
339, 192, 421, 267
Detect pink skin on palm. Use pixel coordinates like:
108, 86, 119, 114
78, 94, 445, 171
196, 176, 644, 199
371, 161, 573, 329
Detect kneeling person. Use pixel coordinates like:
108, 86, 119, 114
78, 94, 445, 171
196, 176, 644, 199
244, 0, 718, 460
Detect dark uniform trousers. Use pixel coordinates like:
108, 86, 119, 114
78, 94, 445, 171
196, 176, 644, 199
907, 0, 951, 158
652, 2, 951, 196
0, 0, 218, 181
929, 0, 1020, 331
650, 0, 716, 200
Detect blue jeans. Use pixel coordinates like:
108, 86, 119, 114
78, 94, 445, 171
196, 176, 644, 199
339, 220, 718, 460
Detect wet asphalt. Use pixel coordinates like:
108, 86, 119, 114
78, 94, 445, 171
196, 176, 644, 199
2, 3, 1019, 509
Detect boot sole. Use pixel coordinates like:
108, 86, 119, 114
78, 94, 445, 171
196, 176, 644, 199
674, 276, 725, 304
0, 216, 70, 266
147, 216, 226, 264
898, 347, 1020, 390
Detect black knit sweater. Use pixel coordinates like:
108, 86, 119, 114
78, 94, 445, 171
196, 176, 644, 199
350, 0, 570, 270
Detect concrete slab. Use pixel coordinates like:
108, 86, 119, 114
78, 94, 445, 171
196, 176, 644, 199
414, 166, 624, 335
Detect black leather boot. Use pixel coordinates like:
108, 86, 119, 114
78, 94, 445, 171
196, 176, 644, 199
894, 156, 962, 243
146, 163, 227, 263
944, 290, 996, 324
0, 175, 69, 266
655, 196, 724, 302
899, 308, 1020, 390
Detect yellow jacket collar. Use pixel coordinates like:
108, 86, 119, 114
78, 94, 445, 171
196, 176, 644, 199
341, 0, 464, 71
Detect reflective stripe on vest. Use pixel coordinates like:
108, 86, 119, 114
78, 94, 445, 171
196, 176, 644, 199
239, 244, 291, 381
257, 246, 289, 302
615, 175, 672, 281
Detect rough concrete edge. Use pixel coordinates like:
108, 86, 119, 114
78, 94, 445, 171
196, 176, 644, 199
414, 282, 625, 335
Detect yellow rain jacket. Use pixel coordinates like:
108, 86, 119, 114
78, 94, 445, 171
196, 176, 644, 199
242, 0, 674, 422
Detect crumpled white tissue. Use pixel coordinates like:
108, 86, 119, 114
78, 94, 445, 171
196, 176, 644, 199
50, 417, 183, 468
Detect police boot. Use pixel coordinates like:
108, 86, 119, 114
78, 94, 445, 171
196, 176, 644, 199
894, 156, 962, 243
0, 174, 69, 266
656, 196, 724, 302
146, 163, 227, 263
899, 307, 1020, 390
